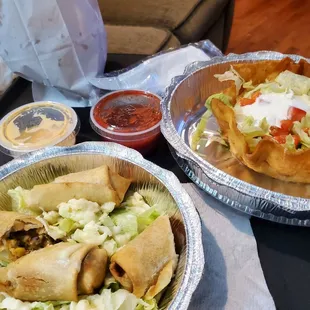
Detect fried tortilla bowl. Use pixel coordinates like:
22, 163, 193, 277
211, 57, 310, 183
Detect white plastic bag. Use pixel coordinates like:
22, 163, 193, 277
0, 56, 15, 94
90, 40, 223, 98
0, 0, 107, 106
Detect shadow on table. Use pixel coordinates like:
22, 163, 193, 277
188, 221, 228, 309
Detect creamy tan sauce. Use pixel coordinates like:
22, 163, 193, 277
5, 113, 68, 147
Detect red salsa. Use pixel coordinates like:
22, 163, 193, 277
94, 101, 161, 133
90, 90, 162, 154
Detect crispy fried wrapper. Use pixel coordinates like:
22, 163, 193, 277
211, 57, 310, 183
23, 165, 132, 212
0, 211, 52, 262
110, 215, 178, 299
0, 242, 108, 302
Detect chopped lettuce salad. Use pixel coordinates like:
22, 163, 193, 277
0, 289, 158, 310
4, 190, 162, 310
192, 66, 310, 153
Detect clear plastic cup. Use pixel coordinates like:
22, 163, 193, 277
90, 90, 162, 154
0, 101, 80, 157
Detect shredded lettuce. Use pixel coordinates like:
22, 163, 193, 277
300, 112, 310, 128
34, 192, 160, 255
103, 274, 120, 292
214, 65, 244, 94
275, 70, 310, 96
137, 207, 160, 233
243, 81, 287, 98
246, 137, 262, 152
0, 289, 157, 310
205, 93, 232, 111
103, 239, 118, 257
293, 122, 310, 148
191, 109, 212, 151
237, 116, 270, 152
191, 93, 231, 151
58, 199, 101, 226
110, 211, 138, 245
7, 187, 38, 216
70, 221, 111, 245
238, 116, 270, 139
284, 134, 296, 151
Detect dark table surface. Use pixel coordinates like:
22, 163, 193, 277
1, 54, 310, 310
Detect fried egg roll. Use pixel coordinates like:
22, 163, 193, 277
0, 242, 108, 301
110, 215, 178, 299
54, 165, 131, 203
0, 211, 53, 263
21, 165, 131, 212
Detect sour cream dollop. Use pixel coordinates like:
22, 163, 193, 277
238, 92, 310, 127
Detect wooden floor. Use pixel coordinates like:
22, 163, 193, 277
226, 0, 310, 57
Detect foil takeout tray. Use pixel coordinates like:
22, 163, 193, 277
0, 142, 203, 310
161, 51, 310, 226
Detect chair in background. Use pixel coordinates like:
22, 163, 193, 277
98, 0, 235, 58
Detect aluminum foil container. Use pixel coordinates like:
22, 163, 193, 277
161, 51, 310, 226
0, 142, 203, 310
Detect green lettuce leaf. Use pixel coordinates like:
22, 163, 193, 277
136, 299, 158, 310
300, 112, 310, 128
191, 92, 231, 151
7, 187, 38, 216
243, 81, 286, 98
111, 211, 138, 245
275, 70, 310, 96
238, 116, 270, 139
214, 65, 244, 94
284, 134, 296, 151
0, 289, 156, 310
191, 109, 212, 151
103, 239, 118, 257
137, 207, 160, 233
70, 221, 110, 245
293, 122, 310, 148
205, 93, 232, 111
246, 137, 262, 152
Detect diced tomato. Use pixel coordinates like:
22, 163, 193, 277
239, 91, 261, 106
280, 119, 294, 132
270, 126, 289, 136
293, 135, 301, 146
239, 97, 256, 106
273, 135, 300, 147
288, 107, 306, 122
251, 91, 261, 101
273, 135, 287, 144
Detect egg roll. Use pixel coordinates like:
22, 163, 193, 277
54, 165, 131, 203
0, 211, 53, 263
0, 242, 108, 301
110, 215, 178, 299
22, 165, 131, 212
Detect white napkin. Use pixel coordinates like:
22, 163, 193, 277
183, 183, 276, 310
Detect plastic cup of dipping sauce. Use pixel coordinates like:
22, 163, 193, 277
0, 101, 80, 157
90, 90, 162, 154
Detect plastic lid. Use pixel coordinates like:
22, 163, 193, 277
0, 101, 80, 157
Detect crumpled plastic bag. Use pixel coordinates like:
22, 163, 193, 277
90, 40, 223, 98
32, 40, 223, 106
0, 0, 107, 104
0, 56, 15, 94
